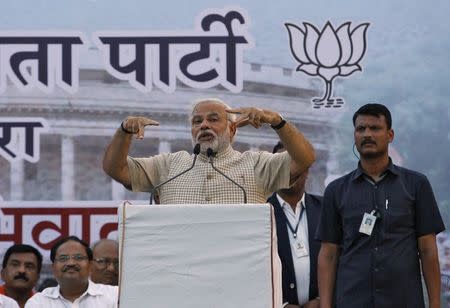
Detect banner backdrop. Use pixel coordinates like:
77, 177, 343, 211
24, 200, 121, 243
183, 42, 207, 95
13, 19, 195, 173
0, 0, 449, 303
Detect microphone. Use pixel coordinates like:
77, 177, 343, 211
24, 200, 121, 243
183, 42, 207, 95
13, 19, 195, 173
206, 148, 247, 204
149, 144, 201, 204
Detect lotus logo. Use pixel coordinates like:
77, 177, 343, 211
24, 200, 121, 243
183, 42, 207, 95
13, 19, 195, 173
285, 21, 369, 109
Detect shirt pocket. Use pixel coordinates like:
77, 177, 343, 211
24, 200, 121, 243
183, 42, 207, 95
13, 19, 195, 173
385, 198, 414, 233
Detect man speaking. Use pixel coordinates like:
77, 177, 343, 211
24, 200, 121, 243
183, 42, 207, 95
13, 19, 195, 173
103, 98, 315, 203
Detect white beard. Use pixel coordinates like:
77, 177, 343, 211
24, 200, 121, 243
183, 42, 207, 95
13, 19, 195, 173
192, 129, 231, 154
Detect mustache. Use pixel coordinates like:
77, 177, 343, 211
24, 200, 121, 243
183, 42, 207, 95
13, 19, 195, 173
14, 273, 29, 281
62, 264, 80, 272
196, 129, 217, 141
361, 139, 376, 146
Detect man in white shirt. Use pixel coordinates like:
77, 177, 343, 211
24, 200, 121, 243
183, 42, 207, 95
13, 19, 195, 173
25, 236, 118, 308
0, 294, 20, 308
268, 142, 322, 308
1, 244, 42, 307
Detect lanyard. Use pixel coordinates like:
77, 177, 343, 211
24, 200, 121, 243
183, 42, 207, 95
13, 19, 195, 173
283, 204, 304, 239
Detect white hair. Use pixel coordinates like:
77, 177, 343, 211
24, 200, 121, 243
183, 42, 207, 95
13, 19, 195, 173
189, 98, 237, 146
190, 98, 237, 122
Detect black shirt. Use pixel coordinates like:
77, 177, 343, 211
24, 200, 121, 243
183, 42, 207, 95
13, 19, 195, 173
316, 160, 445, 308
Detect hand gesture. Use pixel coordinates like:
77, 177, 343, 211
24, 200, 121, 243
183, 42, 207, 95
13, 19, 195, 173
226, 107, 282, 129
122, 116, 159, 139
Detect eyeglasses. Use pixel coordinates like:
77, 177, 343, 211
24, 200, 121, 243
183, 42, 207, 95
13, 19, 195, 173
93, 258, 119, 269
55, 254, 89, 263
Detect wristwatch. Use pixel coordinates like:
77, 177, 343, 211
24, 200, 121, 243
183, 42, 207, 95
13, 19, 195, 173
270, 116, 286, 130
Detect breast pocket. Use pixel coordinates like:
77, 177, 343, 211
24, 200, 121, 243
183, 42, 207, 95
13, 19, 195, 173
385, 200, 414, 232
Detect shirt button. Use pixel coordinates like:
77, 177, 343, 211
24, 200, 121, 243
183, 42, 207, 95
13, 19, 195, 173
206, 174, 213, 180
374, 247, 378, 252
289, 283, 295, 289
374, 268, 379, 272
205, 196, 211, 201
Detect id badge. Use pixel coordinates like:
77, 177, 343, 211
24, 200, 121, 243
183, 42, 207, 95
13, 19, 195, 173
359, 210, 377, 236
293, 239, 309, 258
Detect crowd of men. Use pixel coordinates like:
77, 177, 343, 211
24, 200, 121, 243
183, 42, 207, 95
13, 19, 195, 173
0, 99, 445, 307
0, 239, 119, 308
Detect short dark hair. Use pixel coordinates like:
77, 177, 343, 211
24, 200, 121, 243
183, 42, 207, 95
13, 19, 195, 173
50, 236, 93, 263
2, 244, 43, 273
352, 103, 392, 129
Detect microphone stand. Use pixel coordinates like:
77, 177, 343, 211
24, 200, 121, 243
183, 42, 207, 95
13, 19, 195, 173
149, 144, 201, 204
207, 148, 247, 204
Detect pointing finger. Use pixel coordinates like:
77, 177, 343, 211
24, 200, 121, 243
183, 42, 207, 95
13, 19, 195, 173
254, 114, 261, 128
142, 118, 159, 126
226, 108, 244, 115
235, 114, 250, 127
136, 126, 145, 139
137, 118, 158, 139
236, 118, 250, 128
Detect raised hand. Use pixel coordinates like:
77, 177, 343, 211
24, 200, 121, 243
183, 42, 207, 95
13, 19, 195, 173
226, 107, 282, 129
122, 116, 159, 139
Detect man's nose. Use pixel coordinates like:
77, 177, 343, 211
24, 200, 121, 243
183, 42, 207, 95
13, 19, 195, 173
18, 264, 26, 273
200, 119, 210, 129
361, 128, 372, 137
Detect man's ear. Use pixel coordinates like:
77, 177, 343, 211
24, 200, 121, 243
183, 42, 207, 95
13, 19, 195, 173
388, 129, 394, 143
229, 121, 237, 139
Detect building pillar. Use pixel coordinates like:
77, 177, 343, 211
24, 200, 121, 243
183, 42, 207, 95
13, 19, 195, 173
10, 159, 24, 200
61, 135, 75, 200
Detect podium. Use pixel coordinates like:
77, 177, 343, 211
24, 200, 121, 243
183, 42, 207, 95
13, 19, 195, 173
117, 203, 282, 308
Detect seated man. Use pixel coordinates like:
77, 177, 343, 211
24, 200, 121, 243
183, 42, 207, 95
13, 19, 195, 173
103, 98, 316, 204
1, 245, 42, 308
25, 236, 118, 308
268, 142, 322, 308
90, 239, 119, 286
